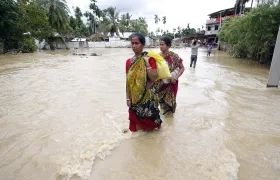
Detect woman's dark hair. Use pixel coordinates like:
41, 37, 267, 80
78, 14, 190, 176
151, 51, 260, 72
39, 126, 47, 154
160, 37, 172, 47
130, 33, 145, 45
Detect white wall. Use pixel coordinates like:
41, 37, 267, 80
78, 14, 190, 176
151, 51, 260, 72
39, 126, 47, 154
35, 39, 46, 50
36, 39, 131, 49
66, 41, 130, 48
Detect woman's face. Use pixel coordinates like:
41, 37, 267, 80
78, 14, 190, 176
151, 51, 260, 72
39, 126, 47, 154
131, 36, 144, 55
160, 40, 169, 52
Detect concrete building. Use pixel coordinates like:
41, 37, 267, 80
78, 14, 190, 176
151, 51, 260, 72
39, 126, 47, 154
205, 7, 251, 43
71, 38, 89, 48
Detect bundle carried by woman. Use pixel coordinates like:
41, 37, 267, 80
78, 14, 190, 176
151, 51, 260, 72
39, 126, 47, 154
142, 51, 171, 81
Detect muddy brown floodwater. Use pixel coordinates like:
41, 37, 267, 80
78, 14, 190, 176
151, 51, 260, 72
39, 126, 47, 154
0, 48, 279, 180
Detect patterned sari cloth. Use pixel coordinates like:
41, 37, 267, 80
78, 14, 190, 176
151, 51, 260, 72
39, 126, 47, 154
155, 51, 183, 114
126, 54, 162, 132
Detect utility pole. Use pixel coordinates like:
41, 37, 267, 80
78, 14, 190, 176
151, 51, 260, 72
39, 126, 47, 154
267, 26, 280, 88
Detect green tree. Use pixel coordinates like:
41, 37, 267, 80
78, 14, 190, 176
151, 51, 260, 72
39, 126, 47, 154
84, 0, 102, 35
0, 0, 24, 51
181, 23, 196, 36
70, 6, 89, 37
128, 17, 148, 35
125, 13, 132, 27
20, 1, 53, 41
218, 4, 280, 63
177, 26, 182, 38
118, 13, 132, 34
99, 7, 121, 37
162, 30, 175, 40
154, 14, 160, 24
69, 16, 77, 30
74, 7, 83, 27
235, 0, 250, 14
37, 0, 71, 33
37, 0, 71, 48
162, 16, 166, 31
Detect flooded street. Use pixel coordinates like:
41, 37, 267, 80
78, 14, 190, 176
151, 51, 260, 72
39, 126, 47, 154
0, 48, 279, 180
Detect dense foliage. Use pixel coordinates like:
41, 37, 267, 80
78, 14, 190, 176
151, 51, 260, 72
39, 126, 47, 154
218, 3, 280, 63
0, 0, 203, 53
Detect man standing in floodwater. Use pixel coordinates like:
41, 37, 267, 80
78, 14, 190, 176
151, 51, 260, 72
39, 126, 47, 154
207, 43, 213, 57
190, 39, 201, 68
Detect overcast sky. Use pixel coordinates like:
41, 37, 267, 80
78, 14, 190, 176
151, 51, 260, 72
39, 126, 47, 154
67, 0, 250, 32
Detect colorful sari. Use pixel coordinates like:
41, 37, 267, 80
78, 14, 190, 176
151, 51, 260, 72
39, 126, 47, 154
154, 51, 183, 114
126, 55, 162, 132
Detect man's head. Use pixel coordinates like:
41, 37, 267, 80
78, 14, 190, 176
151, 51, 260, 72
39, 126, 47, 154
192, 39, 197, 45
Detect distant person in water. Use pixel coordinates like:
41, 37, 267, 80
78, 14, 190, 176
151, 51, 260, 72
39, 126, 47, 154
125, 33, 162, 132
154, 37, 185, 115
190, 39, 201, 68
207, 43, 213, 57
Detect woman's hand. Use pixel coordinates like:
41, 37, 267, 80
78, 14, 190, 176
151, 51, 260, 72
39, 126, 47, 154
171, 78, 177, 84
144, 56, 150, 66
126, 99, 131, 107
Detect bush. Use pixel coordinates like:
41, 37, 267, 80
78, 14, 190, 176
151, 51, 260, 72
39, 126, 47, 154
0, 42, 3, 53
218, 5, 280, 63
18, 37, 37, 53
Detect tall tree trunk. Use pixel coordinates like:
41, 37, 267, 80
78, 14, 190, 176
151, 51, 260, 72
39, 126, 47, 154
251, 0, 254, 8
239, 0, 243, 15
60, 37, 69, 50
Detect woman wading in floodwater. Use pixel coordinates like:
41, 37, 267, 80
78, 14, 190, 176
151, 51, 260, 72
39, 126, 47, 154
155, 37, 185, 115
126, 33, 162, 132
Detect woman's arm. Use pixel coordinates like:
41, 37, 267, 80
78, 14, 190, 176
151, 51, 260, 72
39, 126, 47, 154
126, 81, 131, 107
125, 59, 131, 107
144, 57, 158, 82
171, 58, 185, 84
175, 62, 185, 80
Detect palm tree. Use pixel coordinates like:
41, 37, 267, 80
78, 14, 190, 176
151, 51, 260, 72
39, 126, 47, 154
119, 14, 127, 35
89, 0, 102, 18
100, 7, 121, 37
162, 16, 166, 32
156, 28, 160, 37
37, 0, 71, 49
38, 0, 70, 33
128, 17, 148, 35
173, 28, 176, 39
84, 12, 98, 34
154, 14, 160, 24
125, 13, 132, 27
85, 0, 103, 35
235, 0, 250, 15
154, 15, 161, 38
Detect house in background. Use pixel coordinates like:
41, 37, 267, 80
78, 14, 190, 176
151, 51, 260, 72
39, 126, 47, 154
71, 38, 88, 48
90, 33, 108, 41
205, 7, 251, 44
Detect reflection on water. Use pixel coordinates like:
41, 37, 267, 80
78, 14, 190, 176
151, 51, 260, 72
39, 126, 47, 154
0, 48, 279, 180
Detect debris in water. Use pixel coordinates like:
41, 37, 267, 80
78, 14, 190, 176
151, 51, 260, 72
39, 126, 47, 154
90, 53, 102, 56
122, 128, 128, 133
